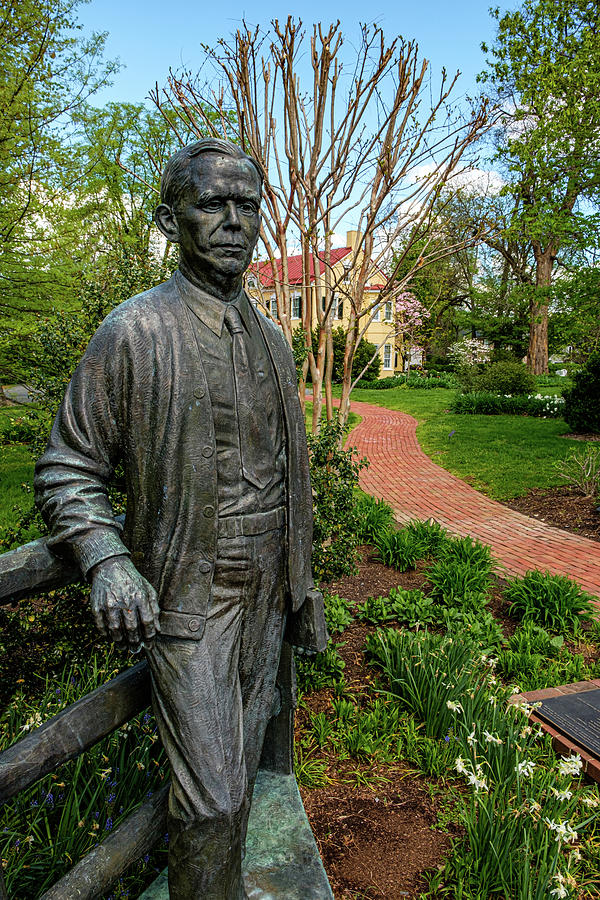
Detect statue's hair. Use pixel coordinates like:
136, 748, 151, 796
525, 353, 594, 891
160, 139, 263, 209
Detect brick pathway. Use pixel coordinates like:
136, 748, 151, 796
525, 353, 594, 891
347, 399, 600, 598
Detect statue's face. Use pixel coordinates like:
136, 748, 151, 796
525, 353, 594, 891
174, 154, 261, 283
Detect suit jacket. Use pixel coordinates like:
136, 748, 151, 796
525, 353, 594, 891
34, 274, 314, 640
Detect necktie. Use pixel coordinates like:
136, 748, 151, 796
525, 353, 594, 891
223, 304, 274, 489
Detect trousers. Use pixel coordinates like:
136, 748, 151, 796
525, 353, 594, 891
146, 524, 287, 899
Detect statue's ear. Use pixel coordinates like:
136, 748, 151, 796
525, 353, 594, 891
155, 204, 179, 243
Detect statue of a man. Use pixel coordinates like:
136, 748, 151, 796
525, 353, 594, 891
34, 139, 319, 898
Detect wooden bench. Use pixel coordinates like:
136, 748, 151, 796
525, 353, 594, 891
0, 536, 333, 899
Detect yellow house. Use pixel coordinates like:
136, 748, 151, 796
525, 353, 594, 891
247, 231, 405, 378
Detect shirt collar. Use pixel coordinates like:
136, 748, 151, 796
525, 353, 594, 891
176, 270, 253, 337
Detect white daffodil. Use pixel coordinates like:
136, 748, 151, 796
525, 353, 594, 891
454, 757, 468, 775
516, 759, 535, 777
558, 754, 583, 777
446, 700, 463, 713
483, 730, 503, 745
552, 787, 573, 801
466, 771, 488, 792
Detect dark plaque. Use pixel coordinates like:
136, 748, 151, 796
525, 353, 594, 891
537, 689, 600, 758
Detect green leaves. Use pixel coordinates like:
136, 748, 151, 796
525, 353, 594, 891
505, 569, 596, 634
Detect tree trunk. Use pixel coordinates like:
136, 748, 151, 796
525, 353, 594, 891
324, 322, 334, 422
528, 251, 554, 375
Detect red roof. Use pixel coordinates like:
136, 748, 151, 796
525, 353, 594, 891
251, 247, 352, 288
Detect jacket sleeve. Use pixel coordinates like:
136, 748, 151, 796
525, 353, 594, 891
34, 315, 132, 576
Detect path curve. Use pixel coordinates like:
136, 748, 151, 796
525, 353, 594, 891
346, 399, 600, 598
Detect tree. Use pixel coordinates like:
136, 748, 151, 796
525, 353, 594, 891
73, 102, 188, 264
0, 0, 118, 386
152, 19, 488, 429
479, 0, 600, 373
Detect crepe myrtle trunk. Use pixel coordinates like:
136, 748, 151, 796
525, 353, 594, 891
528, 247, 555, 375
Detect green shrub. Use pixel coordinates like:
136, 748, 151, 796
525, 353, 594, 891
388, 586, 438, 627
439, 535, 493, 570
354, 373, 456, 390
356, 594, 397, 625
295, 642, 346, 693
441, 608, 505, 652
451, 391, 565, 417
354, 494, 395, 544
307, 417, 368, 584
403, 518, 449, 556
427, 559, 492, 604
563, 351, 600, 433
556, 444, 600, 498
426, 536, 493, 603
478, 361, 536, 396
374, 528, 421, 571
505, 570, 596, 634
323, 593, 354, 634
0, 410, 44, 446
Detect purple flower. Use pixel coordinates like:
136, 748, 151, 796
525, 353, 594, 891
107, 792, 116, 804
105, 818, 113, 832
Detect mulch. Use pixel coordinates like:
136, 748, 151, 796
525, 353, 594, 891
503, 485, 600, 544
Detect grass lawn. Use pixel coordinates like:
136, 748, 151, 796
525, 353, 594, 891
346, 386, 588, 500
0, 407, 36, 533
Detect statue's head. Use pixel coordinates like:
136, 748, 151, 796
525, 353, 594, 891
155, 139, 263, 287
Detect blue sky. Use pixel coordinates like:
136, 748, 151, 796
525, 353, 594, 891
78, 0, 498, 107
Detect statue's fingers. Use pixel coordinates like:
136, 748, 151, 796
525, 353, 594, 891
122, 605, 142, 648
106, 604, 125, 646
90, 594, 109, 638
138, 597, 158, 643
145, 583, 161, 630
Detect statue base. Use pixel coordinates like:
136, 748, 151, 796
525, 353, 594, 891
139, 770, 334, 899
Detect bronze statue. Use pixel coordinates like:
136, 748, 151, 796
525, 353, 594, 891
34, 139, 323, 898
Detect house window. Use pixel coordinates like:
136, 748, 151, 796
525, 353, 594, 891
270, 296, 278, 318
383, 344, 392, 370
384, 300, 393, 321
373, 305, 380, 322
292, 294, 302, 319
321, 296, 327, 313
335, 295, 344, 320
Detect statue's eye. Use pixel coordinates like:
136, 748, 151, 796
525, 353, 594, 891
238, 201, 258, 214
200, 200, 222, 212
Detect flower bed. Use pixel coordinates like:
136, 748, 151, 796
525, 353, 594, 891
451, 391, 566, 418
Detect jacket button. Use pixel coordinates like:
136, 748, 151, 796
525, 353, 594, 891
203, 504, 215, 518
194, 386, 206, 399
198, 561, 211, 574
201, 446, 213, 458
188, 618, 201, 633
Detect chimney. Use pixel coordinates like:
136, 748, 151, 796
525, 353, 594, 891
346, 230, 361, 250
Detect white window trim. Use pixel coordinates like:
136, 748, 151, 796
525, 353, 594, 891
291, 293, 301, 320
383, 343, 392, 370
